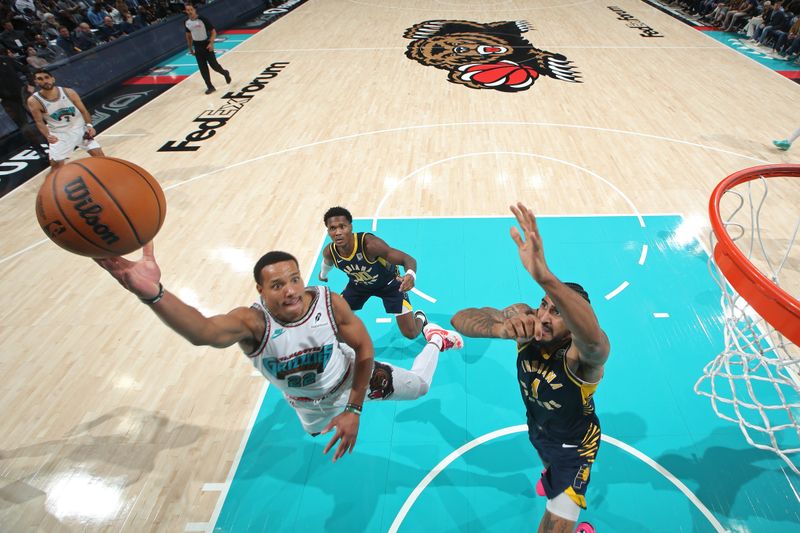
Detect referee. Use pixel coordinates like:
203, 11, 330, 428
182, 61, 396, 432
184, 4, 231, 94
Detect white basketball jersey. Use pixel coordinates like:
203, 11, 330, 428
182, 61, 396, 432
247, 286, 352, 399
33, 87, 84, 132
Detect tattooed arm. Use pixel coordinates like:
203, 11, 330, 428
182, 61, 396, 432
451, 303, 541, 342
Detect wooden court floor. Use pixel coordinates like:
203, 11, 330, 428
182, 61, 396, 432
1, 0, 798, 531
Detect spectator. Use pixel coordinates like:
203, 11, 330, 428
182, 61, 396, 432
41, 13, 61, 39
119, 11, 139, 33
33, 32, 67, 62
98, 15, 122, 41
759, 1, 790, 44
14, 0, 36, 15
105, 2, 122, 23
0, 45, 29, 127
1, 21, 30, 53
86, 1, 106, 27
73, 21, 99, 49
55, 25, 80, 55
55, 8, 80, 31
25, 45, 48, 68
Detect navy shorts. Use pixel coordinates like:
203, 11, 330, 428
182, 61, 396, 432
342, 278, 411, 314
528, 420, 601, 509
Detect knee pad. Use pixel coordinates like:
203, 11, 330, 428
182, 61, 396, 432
545, 491, 581, 522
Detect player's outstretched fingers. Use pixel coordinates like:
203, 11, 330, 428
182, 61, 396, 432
323, 428, 342, 458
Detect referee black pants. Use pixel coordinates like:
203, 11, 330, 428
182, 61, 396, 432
193, 40, 228, 89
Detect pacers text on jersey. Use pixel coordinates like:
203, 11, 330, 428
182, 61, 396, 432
158, 62, 289, 152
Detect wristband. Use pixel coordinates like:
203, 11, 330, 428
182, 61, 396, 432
405, 269, 416, 280
320, 260, 333, 279
139, 283, 164, 305
85, 123, 93, 128
344, 403, 362, 416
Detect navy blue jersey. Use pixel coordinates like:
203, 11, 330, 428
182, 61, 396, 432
328, 232, 399, 288
517, 340, 600, 442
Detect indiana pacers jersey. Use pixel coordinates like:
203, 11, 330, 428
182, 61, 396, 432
33, 87, 83, 132
246, 286, 352, 399
517, 340, 600, 442
328, 232, 399, 288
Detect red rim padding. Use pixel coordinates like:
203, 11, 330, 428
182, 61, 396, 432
709, 164, 800, 345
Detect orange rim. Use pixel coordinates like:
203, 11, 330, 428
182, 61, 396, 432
709, 164, 800, 346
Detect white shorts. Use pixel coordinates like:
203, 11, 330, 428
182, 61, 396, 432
49, 127, 101, 162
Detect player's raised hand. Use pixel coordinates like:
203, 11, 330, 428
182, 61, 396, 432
94, 241, 162, 299
509, 203, 552, 284
321, 411, 360, 462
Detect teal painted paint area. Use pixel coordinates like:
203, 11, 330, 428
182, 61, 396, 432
214, 216, 800, 532
701, 31, 800, 72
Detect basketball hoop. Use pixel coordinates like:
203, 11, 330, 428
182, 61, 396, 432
695, 164, 800, 474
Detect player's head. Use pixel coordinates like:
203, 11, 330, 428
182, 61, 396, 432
323, 206, 354, 247
185, 3, 197, 17
537, 282, 590, 343
254, 251, 306, 320
33, 69, 54, 90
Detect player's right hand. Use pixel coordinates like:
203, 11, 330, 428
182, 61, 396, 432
188, 48, 195, 55
499, 313, 542, 342
321, 411, 360, 462
47, 134, 58, 143
94, 241, 162, 300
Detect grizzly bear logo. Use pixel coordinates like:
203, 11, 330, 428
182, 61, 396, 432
404, 20, 581, 92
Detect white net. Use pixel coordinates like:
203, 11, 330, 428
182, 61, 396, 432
695, 171, 800, 474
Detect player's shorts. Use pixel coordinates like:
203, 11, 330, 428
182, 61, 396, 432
342, 278, 411, 315
49, 127, 101, 162
528, 420, 601, 509
285, 349, 413, 434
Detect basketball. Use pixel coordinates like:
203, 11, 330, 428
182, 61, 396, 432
35, 157, 167, 258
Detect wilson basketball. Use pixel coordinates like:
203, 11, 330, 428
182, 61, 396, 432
35, 157, 167, 258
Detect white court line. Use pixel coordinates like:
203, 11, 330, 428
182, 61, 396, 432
376, 317, 392, 323
0, 238, 49, 266
202, 232, 329, 533
410, 287, 437, 304
184, 523, 208, 532
370, 151, 646, 231
356, 213, 683, 220
202, 483, 224, 492
782, 467, 800, 503
1, 121, 769, 263
604, 281, 630, 300
388, 425, 726, 533
348, 0, 597, 11
639, 244, 649, 265
653, 312, 670, 318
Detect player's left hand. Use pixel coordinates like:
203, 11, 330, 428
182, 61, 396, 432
206, 43, 213, 52
398, 273, 415, 292
321, 411, 360, 462
510, 202, 552, 284
85, 126, 96, 139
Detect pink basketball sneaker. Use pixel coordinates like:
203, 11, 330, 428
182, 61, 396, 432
423, 323, 464, 351
575, 522, 595, 533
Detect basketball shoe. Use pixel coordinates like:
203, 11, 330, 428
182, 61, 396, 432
575, 522, 595, 533
773, 139, 791, 151
423, 323, 464, 351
